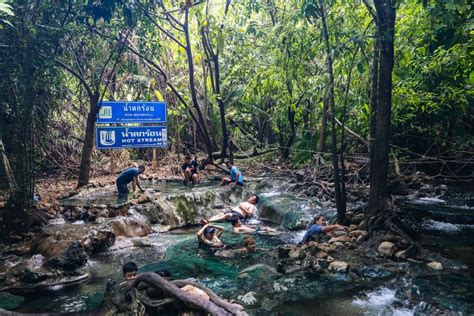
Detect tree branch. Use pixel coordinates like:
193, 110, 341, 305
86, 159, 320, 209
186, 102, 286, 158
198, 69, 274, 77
55, 58, 94, 98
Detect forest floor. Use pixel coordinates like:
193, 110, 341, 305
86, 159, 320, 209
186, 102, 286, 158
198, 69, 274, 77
33, 150, 320, 210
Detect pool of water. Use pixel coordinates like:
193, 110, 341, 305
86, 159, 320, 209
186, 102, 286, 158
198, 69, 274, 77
2, 183, 474, 314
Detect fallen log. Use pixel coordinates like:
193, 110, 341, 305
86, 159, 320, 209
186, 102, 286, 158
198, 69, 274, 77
132, 272, 234, 316
173, 279, 248, 316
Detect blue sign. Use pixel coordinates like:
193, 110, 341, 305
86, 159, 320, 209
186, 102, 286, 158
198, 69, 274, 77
97, 101, 167, 123
96, 126, 168, 149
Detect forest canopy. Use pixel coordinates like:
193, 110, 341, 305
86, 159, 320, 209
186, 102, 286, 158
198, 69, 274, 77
0, 0, 472, 198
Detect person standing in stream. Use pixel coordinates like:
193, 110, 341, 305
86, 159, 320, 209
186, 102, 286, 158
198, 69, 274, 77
116, 165, 145, 196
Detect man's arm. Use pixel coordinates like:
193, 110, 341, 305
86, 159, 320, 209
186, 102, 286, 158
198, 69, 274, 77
322, 224, 346, 233
233, 225, 255, 234
197, 223, 210, 237
213, 225, 225, 238
133, 176, 144, 192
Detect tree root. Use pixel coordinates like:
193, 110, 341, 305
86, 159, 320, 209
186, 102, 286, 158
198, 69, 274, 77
366, 199, 419, 242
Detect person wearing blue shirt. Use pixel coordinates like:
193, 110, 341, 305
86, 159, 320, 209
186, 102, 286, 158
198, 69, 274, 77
301, 214, 346, 243
220, 160, 244, 186
116, 165, 145, 195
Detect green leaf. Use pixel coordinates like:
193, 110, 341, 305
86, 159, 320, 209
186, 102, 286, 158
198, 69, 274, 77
0, 2, 14, 16
357, 62, 365, 75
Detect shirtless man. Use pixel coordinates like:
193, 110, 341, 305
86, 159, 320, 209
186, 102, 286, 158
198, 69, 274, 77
231, 218, 279, 235
204, 195, 259, 225
215, 237, 256, 258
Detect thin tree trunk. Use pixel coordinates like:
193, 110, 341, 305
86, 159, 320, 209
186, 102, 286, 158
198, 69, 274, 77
339, 49, 359, 215
283, 106, 296, 160
215, 56, 230, 162
320, 0, 345, 223
0, 139, 17, 192
183, 8, 214, 161
318, 95, 328, 153
77, 94, 99, 187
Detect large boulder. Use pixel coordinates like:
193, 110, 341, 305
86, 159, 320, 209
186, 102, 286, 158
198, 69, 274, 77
45, 241, 87, 272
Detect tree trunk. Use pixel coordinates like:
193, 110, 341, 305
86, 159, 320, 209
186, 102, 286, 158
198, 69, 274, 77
214, 55, 230, 162
283, 106, 296, 160
369, 30, 380, 185
367, 0, 396, 214
318, 95, 328, 153
320, 0, 345, 223
184, 9, 214, 161
77, 94, 99, 187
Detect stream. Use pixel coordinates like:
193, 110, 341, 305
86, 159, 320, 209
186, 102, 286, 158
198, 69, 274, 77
1, 179, 473, 315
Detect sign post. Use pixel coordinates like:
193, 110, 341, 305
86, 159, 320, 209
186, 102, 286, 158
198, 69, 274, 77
95, 101, 168, 150
97, 101, 167, 124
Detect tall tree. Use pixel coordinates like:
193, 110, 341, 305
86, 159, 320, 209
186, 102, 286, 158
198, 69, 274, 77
364, 0, 396, 214
200, 0, 230, 161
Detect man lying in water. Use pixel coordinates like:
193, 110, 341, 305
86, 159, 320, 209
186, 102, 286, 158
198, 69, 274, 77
203, 195, 258, 225
215, 237, 256, 258
231, 218, 279, 235
301, 214, 347, 243
197, 223, 225, 248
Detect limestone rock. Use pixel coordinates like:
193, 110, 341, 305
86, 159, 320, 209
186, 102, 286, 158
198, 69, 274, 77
318, 243, 337, 253
238, 291, 257, 305
427, 261, 443, 270
107, 217, 151, 237
289, 247, 304, 259
314, 251, 328, 259
349, 230, 367, 238
328, 261, 349, 273
329, 236, 351, 244
378, 241, 397, 257
45, 241, 87, 272
332, 230, 348, 237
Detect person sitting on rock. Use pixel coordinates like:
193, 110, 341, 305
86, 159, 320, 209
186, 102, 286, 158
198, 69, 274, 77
232, 218, 279, 235
197, 223, 225, 249
203, 195, 259, 225
301, 214, 347, 244
220, 160, 244, 186
122, 261, 139, 283
215, 237, 257, 258
116, 165, 145, 196
181, 155, 200, 185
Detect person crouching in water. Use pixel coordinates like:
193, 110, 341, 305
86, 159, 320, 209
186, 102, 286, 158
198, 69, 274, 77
181, 155, 200, 185
301, 214, 347, 244
197, 223, 225, 249
116, 165, 145, 196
